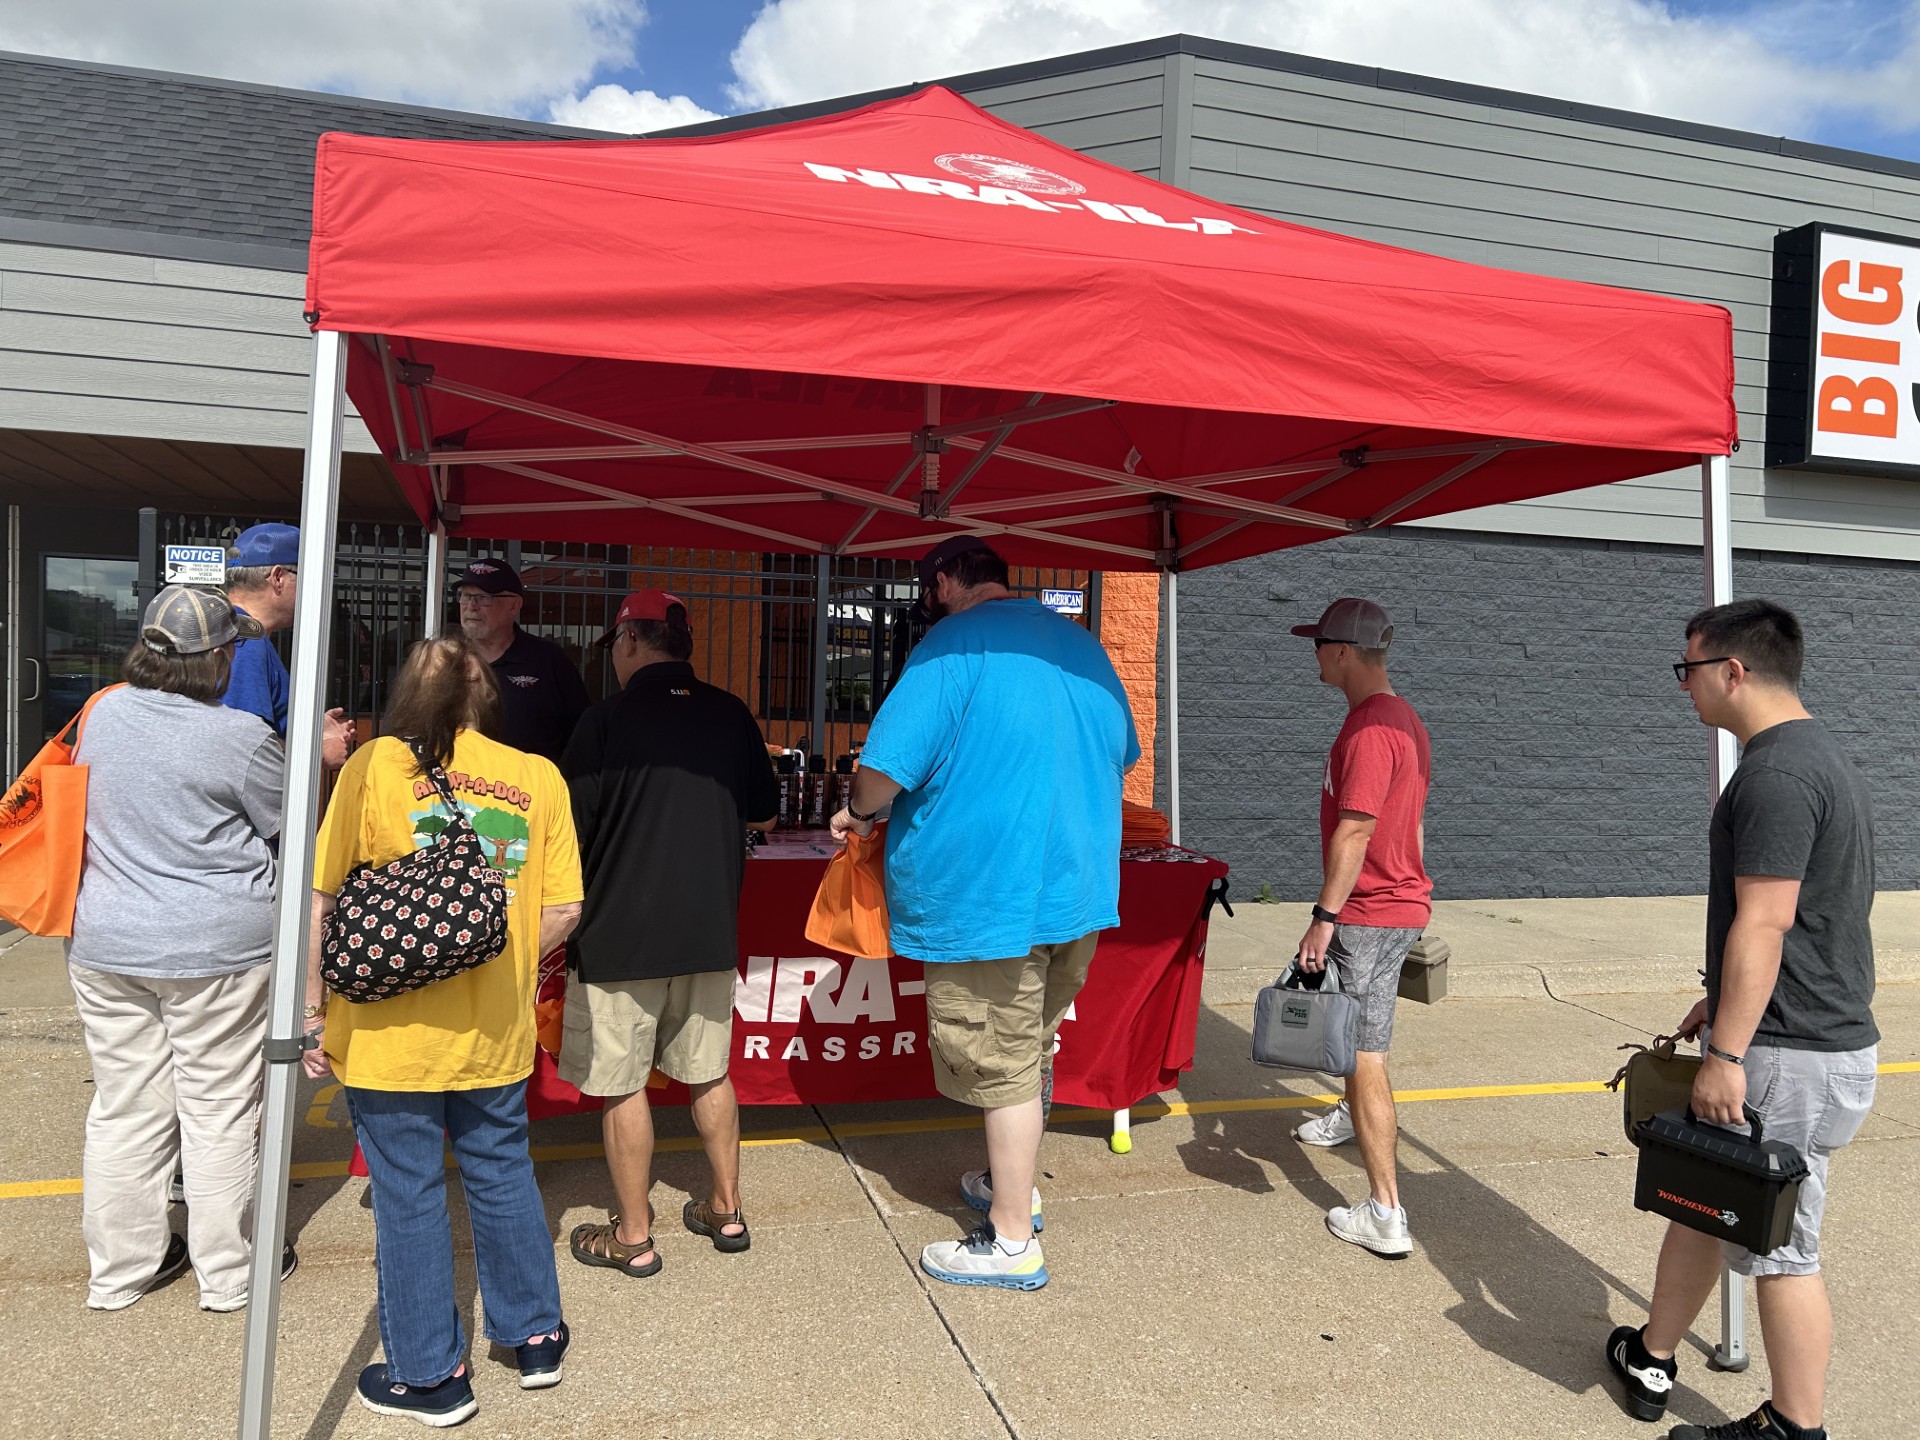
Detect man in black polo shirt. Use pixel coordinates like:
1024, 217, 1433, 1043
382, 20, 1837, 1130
455, 558, 590, 763
559, 590, 778, 1279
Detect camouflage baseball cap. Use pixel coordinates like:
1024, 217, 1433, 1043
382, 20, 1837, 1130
141, 584, 264, 655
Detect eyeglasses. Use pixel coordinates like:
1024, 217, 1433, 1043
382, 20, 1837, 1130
456, 591, 511, 607
1673, 656, 1734, 682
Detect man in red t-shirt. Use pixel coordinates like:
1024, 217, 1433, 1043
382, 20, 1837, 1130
1288, 598, 1433, 1258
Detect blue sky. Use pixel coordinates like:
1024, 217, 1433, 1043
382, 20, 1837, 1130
6, 1, 1918, 162
585, 0, 1920, 161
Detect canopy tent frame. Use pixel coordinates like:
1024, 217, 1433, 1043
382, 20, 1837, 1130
363, 335, 1550, 569
240, 77, 1742, 1430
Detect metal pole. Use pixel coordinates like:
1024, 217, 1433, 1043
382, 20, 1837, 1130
1701, 454, 1738, 797
1167, 570, 1181, 846
6, 503, 20, 777
810, 553, 830, 758
136, 507, 159, 608
237, 331, 346, 1440
1699, 451, 1749, 1373
423, 521, 448, 637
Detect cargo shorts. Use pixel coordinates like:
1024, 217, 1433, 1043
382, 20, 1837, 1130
558, 968, 736, 1097
1707, 1032, 1877, 1278
1326, 924, 1422, 1054
923, 934, 1099, 1109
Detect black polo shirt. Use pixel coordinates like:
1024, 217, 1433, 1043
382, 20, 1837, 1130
561, 661, 779, 983
492, 627, 591, 764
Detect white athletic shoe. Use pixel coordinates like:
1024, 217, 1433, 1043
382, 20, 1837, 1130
1327, 1199, 1413, 1258
959, 1170, 1044, 1232
920, 1224, 1048, 1290
1292, 1100, 1355, 1148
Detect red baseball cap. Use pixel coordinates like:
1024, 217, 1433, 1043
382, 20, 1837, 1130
595, 589, 687, 647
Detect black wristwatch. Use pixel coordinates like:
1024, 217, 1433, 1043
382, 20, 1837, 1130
848, 804, 880, 823
1311, 904, 1340, 925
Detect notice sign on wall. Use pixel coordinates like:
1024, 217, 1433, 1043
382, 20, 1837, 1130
163, 544, 227, 585
1769, 223, 1920, 477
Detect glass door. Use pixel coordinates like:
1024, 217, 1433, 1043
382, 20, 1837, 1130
41, 556, 139, 738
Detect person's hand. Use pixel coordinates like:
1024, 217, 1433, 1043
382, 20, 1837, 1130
829, 806, 873, 844
1675, 997, 1709, 1041
321, 708, 354, 770
301, 1023, 330, 1080
1296, 917, 1335, 973
1691, 1052, 1747, 1127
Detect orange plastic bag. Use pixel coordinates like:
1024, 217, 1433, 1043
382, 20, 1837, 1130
0, 685, 122, 937
804, 827, 891, 959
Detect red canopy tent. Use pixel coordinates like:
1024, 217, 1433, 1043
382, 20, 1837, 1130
303, 85, 1732, 574
239, 86, 1738, 1437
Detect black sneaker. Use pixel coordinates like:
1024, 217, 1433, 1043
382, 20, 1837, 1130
152, 1232, 192, 1291
356, 1363, 478, 1428
1607, 1324, 1677, 1422
515, 1321, 569, 1390
1668, 1404, 1824, 1440
282, 1241, 298, 1280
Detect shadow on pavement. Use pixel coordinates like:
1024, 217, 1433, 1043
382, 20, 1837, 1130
1180, 1000, 1735, 1428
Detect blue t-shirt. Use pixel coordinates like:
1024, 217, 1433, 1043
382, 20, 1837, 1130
223, 611, 289, 735
860, 598, 1140, 963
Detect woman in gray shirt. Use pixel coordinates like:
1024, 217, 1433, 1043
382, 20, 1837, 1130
67, 585, 284, 1312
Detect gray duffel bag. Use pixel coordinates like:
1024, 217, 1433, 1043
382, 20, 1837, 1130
1250, 959, 1361, 1077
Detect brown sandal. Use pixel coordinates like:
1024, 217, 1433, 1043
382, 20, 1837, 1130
683, 1198, 750, 1253
569, 1212, 661, 1277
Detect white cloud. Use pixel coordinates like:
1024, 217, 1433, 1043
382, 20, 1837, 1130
0, 0, 643, 117
727, 0, 1920, 143
549, 84, 720, 133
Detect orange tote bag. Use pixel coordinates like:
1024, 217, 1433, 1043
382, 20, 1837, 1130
0, 684, 121, 937
804, 827, 892, 960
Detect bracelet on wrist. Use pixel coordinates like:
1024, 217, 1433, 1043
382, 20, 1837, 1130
302, 1003, 325, 1020
848, 805, 879, 823
1706, 1042, 1744, 1066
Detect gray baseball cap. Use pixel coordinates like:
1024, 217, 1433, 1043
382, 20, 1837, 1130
141, 584, 264, 655
1291, 597, 1394, 648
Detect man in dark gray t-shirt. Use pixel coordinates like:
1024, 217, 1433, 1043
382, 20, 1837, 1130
1706, 719, 1877, 1054
1607, 599, 1876, 1440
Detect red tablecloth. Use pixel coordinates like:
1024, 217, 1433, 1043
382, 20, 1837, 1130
528, 848, 1228, 1117
345, 849, 1228, 1174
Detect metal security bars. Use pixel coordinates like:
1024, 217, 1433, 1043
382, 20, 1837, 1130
151, 515, 1088, 761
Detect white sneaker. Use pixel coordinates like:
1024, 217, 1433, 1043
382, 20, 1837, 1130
959, 1170, 1044, 1232
920, 1224, 1048, 1290
1292, 1100, 1355, 1148
1327, 1199, 1412, 1258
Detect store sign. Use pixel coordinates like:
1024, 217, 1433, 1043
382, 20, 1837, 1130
163, 544, 227, 585
1768, 223, 1920, 477
1041, 588, 1085, 614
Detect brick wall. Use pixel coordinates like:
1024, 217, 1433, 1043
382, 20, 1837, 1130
1155, 527, 1920, 900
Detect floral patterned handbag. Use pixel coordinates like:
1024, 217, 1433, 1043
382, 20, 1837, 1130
320, 744, 510, 1003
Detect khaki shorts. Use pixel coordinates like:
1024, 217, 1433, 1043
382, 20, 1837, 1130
923, 934, 1099, 1109
558, 969, 736, 1096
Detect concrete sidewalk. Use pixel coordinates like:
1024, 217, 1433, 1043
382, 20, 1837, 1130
1, 899, 1914, 1439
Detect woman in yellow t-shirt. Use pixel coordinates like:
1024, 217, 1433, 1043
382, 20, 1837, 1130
303, 634, 583, 1426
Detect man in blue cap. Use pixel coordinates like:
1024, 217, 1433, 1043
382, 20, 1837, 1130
223, 522, 351, 768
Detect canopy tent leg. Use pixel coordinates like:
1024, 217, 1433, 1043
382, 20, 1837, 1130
1167, 571, 1181, 846
424, 521, 449, 637
1697, 451, 1750, 1373
238, 331, 347, 1440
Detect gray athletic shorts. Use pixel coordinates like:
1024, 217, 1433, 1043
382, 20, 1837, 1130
1704, 1033, 1877, 1277
1327, 924, 1422, 1054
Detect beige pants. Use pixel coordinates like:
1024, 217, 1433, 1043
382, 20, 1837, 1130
68, 961, 270, 1309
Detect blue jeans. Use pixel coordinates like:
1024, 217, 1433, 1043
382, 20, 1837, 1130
345, 1080, 562, 1386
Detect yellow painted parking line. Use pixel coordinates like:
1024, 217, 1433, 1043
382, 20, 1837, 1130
2, 1065, 1913, 1201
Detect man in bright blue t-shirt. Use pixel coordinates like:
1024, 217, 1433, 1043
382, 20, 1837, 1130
832, 537, 1137, 1292
222, 522, 351, 766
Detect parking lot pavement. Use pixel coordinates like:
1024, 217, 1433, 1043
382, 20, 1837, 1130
1, 910, 1914, 1439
